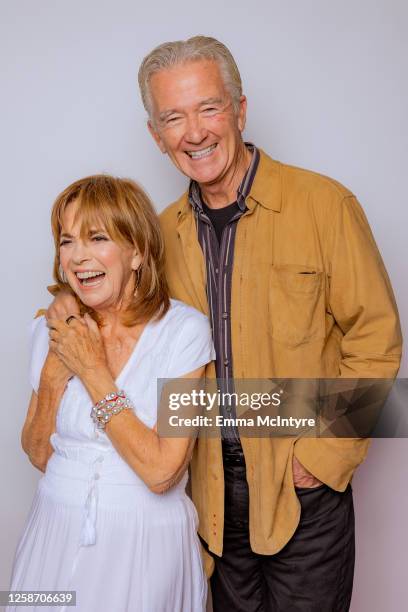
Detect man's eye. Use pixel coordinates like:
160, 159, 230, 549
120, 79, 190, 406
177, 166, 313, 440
203, 107, 218, 114
166, 116, 182, 124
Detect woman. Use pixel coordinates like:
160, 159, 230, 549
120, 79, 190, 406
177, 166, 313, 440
8, 175, 215, 611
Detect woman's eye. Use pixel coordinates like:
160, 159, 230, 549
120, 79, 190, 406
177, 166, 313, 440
92, 235, 108, 242
60, 240, 71, 246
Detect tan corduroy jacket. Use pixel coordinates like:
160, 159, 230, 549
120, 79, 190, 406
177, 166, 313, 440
159, 149, 402, 569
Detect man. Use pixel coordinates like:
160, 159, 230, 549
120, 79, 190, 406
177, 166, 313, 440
49, 37, 401, 610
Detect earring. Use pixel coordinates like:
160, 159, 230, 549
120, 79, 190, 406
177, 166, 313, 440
133, 267, 142, 296
58, 264, 67, 283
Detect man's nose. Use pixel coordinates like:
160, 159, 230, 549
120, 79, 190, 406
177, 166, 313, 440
184, 114, 207, 144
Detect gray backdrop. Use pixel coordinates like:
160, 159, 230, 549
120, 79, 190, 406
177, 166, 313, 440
1, 1, 407, 610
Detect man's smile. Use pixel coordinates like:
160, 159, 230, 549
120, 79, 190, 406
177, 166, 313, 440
185, 143, 217, 159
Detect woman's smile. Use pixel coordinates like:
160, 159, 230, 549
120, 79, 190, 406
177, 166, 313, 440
74, 270, 106, 289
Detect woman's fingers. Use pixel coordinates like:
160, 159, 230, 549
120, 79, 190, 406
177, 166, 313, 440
84, 313, 100, 336
46, 313, 105, 380
48, 329, 59, 341
66, 317, 86, 331
47, 317, 67, 332
47, 316, 85, 339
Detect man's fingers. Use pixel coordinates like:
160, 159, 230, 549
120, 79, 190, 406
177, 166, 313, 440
46, 293, 80, 321
45, 301, 62, 321
45, 307, 57, 321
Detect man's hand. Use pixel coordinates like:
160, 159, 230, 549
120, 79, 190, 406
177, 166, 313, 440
46, 290, 79, 322
292, 455, 323, 488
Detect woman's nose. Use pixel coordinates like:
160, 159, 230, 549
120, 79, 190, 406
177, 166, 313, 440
72, 241, 91, 264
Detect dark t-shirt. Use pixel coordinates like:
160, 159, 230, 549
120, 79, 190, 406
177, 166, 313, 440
202, 201, 240, 244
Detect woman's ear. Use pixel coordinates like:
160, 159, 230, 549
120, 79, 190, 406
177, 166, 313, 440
131, 249, 143, 271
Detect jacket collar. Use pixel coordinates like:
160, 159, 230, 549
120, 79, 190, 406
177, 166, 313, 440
188, 143, 260, 214
246, 148, 282, 212
175, 146, 282, 219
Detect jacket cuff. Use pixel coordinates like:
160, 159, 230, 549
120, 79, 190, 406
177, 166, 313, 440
199, 543, 215, 578
47, 284, 60, 296
293, 437, 371, 491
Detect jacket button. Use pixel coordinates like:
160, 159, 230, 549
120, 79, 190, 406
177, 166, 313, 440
224, 359, 229, 366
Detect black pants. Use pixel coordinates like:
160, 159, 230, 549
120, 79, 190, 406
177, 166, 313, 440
204, 446, 355, 612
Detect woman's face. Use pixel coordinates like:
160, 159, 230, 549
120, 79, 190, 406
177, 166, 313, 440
59, 200, 141, 312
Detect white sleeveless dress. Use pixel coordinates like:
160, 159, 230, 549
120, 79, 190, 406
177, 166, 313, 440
8, 300, 215, 612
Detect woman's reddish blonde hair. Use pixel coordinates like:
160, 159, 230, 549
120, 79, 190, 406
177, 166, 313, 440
51, 175, 170, 326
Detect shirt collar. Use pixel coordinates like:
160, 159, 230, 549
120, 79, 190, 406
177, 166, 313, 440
188, 143, 260, 213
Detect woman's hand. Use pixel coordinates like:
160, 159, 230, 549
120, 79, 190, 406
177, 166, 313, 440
48, 314, 108, 380
41, 349, 73, 388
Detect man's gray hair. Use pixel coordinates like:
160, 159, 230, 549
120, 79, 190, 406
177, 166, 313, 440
138, 36, 243, 121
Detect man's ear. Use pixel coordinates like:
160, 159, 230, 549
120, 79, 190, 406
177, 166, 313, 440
237, 95, 248, 133
147, 120, 167, 154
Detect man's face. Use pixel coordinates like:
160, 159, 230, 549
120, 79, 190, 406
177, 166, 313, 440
147, 59, 247, 186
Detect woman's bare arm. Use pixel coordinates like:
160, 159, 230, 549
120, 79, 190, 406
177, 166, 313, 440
22, 352, 71, 472
49, 315, 209, 493
84, 365, 205, 494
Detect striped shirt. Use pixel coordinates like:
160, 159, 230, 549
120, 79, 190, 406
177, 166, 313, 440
188, 144, 260, 440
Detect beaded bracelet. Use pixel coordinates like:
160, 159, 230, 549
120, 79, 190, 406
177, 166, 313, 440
91, 390, 131, 429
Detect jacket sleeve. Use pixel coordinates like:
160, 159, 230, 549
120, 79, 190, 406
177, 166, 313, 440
294, 195, 402, 490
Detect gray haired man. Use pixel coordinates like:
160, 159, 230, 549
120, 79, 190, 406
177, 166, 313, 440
50, 36, 402, 610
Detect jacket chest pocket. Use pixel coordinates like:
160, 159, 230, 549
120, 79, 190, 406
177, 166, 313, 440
268, 265, 326, 347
